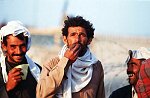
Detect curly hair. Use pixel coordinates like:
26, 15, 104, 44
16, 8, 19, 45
62, 16, 95, 39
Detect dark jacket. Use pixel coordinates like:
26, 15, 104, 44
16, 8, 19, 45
0, 63, 41, 98
109, 85, 132, 98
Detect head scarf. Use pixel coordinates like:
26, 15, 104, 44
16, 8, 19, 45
0, 20, 31, 51
0, 21, 40, 83
126, 47, 150, 63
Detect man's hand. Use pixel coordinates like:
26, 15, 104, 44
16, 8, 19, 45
64, 43, 81, 63
6, 68, 22, 91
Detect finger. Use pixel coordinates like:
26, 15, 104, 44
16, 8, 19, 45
13, 75, 22, 80
9, 68, 22, 74
71, 44, 81, 53
12, 77, 22, 83
72, 48, 81, 59
69, 43, 76, 49
9, 71, 23, 78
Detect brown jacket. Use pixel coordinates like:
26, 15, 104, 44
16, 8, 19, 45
36, 57, 105, 98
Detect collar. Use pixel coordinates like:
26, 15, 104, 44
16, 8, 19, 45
132, 86, 138, 98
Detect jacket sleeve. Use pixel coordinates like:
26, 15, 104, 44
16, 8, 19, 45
36, 57, 68, 98
0, 66, 9, 98
96, 61, 105, 98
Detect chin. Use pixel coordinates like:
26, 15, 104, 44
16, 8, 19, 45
129, 81, 136, 85
14, 59, 23, 63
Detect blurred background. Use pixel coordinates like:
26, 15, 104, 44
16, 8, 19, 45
1, 0, 150, 97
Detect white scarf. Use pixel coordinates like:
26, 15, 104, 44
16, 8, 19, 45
126, 47, 150, 63
0, 20, 31, 51
57, 45, 98, 98
0, 21, 40, 82
1, 54, 41, 83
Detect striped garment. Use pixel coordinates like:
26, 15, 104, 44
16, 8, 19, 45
135, 58, 150, 98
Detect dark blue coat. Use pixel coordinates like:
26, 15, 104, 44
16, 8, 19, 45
109, 85, 132, 98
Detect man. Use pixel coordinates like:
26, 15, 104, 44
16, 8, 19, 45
36, 16, 105, 98
109, 47, 150, 98
0, 21, 41, 98
135, 51, 150, 98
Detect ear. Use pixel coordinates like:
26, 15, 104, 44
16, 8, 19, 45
87, 38, 93, 45
1, 42, 7, 52
63, 36, 68, 44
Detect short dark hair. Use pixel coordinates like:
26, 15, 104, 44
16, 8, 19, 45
2, 33, 28, 46
62, 16, 95, 39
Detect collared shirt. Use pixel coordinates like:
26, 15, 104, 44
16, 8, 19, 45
132, 86, 138, 98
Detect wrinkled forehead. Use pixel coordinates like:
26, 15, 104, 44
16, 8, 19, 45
127, 58, 140, 64
6, 33, 27, 41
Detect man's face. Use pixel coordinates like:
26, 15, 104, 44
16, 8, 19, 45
63, 26, 92, 57
2, 35, 27, 64
127, 58, 141, 85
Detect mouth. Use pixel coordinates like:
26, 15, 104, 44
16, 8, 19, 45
14, 55, 23, 59
14, 55, 24, 59
128, 73, 134, 77
127, 71, 135, 78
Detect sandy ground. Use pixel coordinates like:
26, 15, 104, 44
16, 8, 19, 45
27, 35, 150, 98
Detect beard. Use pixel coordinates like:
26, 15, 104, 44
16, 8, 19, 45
67, 42, 88, 57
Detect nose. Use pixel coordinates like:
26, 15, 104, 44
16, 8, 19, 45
75, 35, 80, 43
127, 64, 133, 72
16, 47, 22, 54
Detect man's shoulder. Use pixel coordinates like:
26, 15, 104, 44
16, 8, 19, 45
113, 85, 132, 93
93, 60, 101, 65
109, 85, 132, 98
93, 60, 103, 69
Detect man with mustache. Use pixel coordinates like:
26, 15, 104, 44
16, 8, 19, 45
37, 16, 105, 98
0, 21, 41, 98
109, 47, 150, 98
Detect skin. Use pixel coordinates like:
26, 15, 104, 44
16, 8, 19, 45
62, 26, 92, 72
2, 34, 27, 91
127, 58, 142, 86
63, 26, 92, 62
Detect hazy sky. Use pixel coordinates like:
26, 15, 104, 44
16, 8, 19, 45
0, 0, 150, 37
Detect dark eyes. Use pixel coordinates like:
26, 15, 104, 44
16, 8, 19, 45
10, 45, 16, 49
70, 33, 76, 36
70, 32, 87, 37
10, 44, 26, 49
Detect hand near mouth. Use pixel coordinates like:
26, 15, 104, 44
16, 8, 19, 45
64, 43, 81, 63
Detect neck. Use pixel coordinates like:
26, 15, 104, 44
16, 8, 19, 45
6, 57, 27, 67
78, 48, 87, 57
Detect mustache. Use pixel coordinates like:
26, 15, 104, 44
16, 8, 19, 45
127, 71, 134, 75
12, 53, 25, 56
73, 43, 83, 46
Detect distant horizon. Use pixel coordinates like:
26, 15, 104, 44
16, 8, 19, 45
0, 0, 150, 37
0, 20, 150, 38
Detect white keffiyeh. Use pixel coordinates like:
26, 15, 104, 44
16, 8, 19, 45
57, 44, 98, 98
0, 21, 40, 82
126, 47, 150, 63
0, 20, 31, 50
